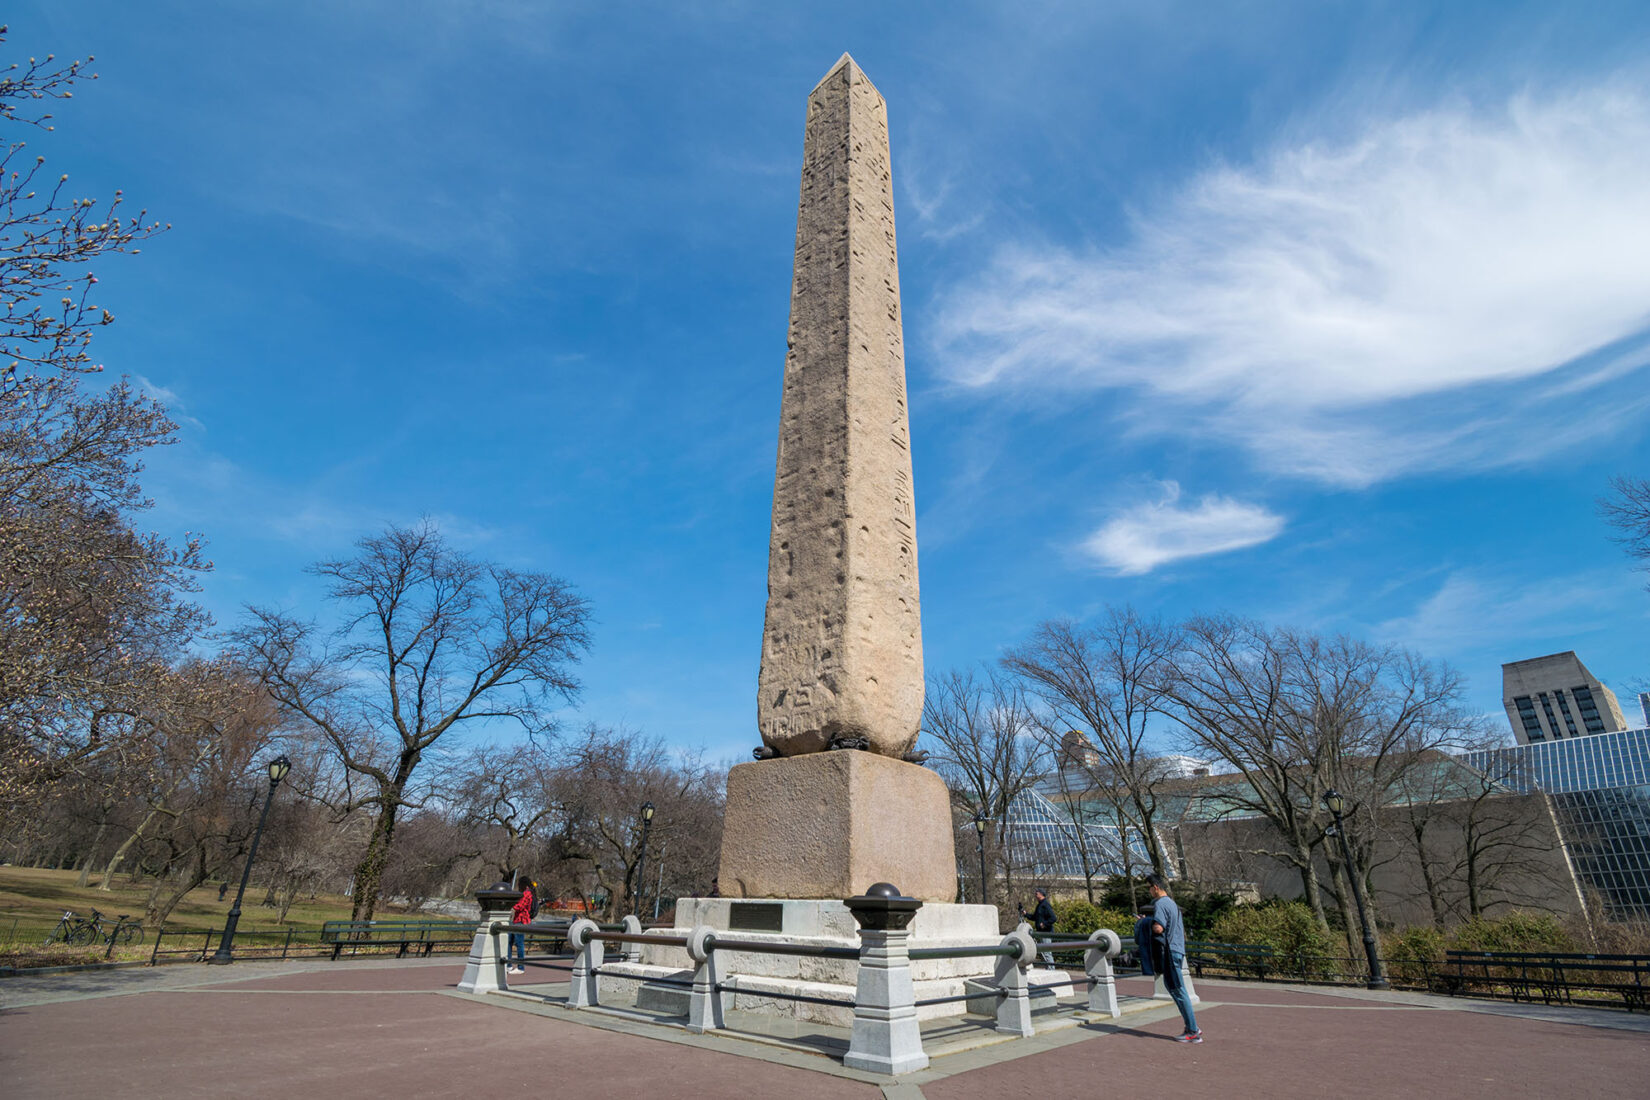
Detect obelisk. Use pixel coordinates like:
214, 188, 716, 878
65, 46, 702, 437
758, 52, 923, 761
717, 54, 956, 902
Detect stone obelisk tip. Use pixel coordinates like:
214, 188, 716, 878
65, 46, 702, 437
810, 52, 880, 97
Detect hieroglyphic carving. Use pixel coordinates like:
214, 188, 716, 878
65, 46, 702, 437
757, 55, 923, 759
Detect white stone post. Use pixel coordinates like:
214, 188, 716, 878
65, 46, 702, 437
843, 885, 928, 1076
1085, 929, 1122, 1018
457, 888, 518, 995
1153, 955, 1201, 1004
620, 914, 644, 964
994, 927, 1037, 1037
685, 925, 725, 1034
566, 918, 602, 1009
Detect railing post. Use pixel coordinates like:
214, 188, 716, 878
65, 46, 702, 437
620, 914, 644, 964
458, 885, 520, 995
566, 918, 602, 1008
1153, 954, 1200, 1005
1085, 929, 1122, 1018
843, 883, 928, 1076
685, 925, 725, 1034
994, 927, 1037, 1037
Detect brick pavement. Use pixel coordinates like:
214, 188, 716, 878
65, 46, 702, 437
3, 959, 1646, 1099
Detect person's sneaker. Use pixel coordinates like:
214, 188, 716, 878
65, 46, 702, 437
1175, 1030, 1203, 1043
506, 967, 524, 974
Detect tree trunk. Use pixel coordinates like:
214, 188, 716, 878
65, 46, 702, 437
100, 804, 166, 891
277, 883, 298, 923
1134, 798, 1169, 877
1465, 834, 1483, 917
146, 864, 212, 928
75, 820, 109, 888
1120, 822, 1139, 913
1297, 847, 1331, 932
349, 797, 402, 923
1327, 860, 1362, 975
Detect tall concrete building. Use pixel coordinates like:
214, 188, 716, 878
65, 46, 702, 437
1501, 651, 1626, 745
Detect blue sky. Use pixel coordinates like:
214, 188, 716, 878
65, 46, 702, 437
15, 1, 1650, 761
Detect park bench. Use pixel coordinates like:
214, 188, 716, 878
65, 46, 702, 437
1186, 940, 1275, 980
318, 920, 476, 961
1443, 950, 1650, 1011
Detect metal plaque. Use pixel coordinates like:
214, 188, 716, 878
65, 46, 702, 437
728, 902, 784, 933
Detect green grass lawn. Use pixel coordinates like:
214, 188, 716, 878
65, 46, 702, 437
0, 866, 451, 969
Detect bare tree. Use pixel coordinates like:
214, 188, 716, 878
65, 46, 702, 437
552, 725, 724, 920
1163, 617, 1470, 958
0, 27, 198, 820
234, 521, 592, 922
1601, 475, 1650, 586
922, 667, 1047, 908
1003, 610, 1177, 882
450, 740, 565, 884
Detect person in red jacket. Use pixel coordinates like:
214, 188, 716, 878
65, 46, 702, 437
507, 880, 535, 974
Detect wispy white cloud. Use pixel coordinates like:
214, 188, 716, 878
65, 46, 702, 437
1082, 481, 1284, 575
1375, 568, 1644, 655
934, 82, 1650, 485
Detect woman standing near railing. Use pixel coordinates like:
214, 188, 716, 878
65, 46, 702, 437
507, 880, 535, 975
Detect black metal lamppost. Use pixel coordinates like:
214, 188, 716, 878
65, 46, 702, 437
972, 813, 989, 905
633, 801, 655, 917
1322, 788, 1388, 990
209, 755, 292, 965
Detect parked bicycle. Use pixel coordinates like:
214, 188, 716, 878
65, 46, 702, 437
80, 908, 145, 947
43, 909, 83, 945
41, 908, 143, 947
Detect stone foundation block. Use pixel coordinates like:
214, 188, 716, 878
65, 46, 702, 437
717, 752, 957, 902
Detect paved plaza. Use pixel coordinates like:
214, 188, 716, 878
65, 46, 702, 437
3, 957, 1647, 1098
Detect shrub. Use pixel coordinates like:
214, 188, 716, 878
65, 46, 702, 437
1178, 889, 1239, 940
1450, 912, 1576, 954
1383, 925, 1447, 986
1209, 901, 1335, 977
1052, 898, 1136, 939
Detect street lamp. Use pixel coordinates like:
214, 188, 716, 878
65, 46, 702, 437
209, 755, 292, 965
972, 814, 989, 905
633, 801, 655, 918
1322, 788, 1388, 989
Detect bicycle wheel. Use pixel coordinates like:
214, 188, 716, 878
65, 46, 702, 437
117, 923, 144, 946
67, 922, 99, 946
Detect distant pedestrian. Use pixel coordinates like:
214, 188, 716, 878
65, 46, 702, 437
1146, 873, 1201, 1043
507, 879, 535, 975
218, 882, 229, 902
1023, 888, 1056, 964
708, 877, 720, 898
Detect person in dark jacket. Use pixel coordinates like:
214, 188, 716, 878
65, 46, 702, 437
1025, 889, 1056, 964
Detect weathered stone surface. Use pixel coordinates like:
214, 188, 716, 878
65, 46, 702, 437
717, 752, 957, 902
757, 53, 922, 759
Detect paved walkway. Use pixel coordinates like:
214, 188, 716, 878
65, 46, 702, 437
3, 959, 1647, 1098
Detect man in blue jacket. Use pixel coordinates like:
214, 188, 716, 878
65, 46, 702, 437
1147, 873, 1201, 1043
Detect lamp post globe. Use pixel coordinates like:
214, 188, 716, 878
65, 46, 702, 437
208, 755, 292, 964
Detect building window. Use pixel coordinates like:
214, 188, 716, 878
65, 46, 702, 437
1574, 686, 1607, 734
1555, 690, 1581, 736
1539, 694, 1563, 741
